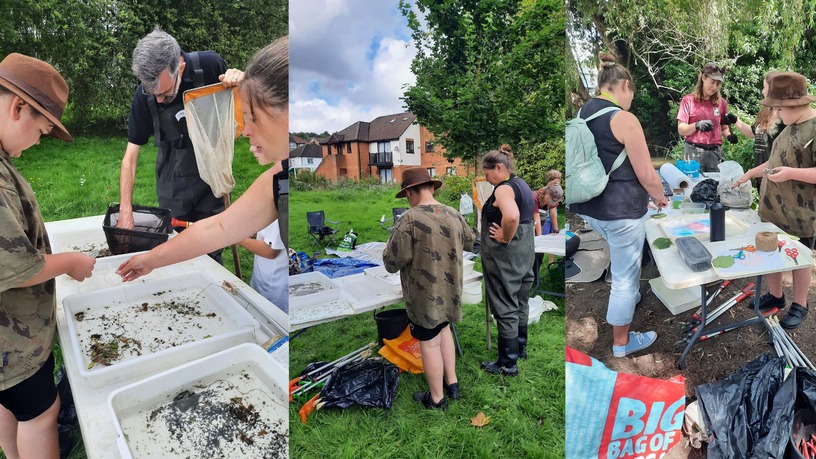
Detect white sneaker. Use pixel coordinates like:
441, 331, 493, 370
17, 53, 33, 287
613, 331, 657, 357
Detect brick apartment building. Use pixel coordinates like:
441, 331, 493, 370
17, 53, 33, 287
313, 112, 468, 183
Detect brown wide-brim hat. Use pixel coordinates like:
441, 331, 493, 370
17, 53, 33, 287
0, 53, 72, 141
396, 167, 443, 198
760, 72, 816, 107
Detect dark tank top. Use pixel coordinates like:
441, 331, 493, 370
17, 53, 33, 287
569, 97, 649, 221
483, 175, 536, 227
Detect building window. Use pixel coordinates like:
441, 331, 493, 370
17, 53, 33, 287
427, 168, 437, 177
347, 143, 352, 154
377, 141, 391, 153
340, 168, 348, 177
446, 167, 456, 176
307, 158, 314, 164
289, 141, 297, 150
325, 146, 331, 156
406, 140, 415, 154
425, 141, 434, 152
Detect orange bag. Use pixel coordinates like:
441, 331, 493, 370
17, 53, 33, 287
378, 326, 424, 373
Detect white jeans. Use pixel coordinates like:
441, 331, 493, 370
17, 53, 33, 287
579, 214, 647, 326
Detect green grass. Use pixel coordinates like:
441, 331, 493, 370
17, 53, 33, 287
1, 135, 266, 459
289, 188, 565, 458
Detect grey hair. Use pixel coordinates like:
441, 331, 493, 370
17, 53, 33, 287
132, 28, 181, 93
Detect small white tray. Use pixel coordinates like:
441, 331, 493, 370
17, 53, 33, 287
63, 271, 258, 388
49, 227, 108, 255
363, 265, 401, 287
108, 343, 288, 459
289, 289, 355, 326
658, 213, 748, 241
288, 271, 339, 297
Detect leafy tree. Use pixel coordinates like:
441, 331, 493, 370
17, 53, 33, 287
568, 0, 816, 169
0, 0, 287, 134
400, 0, 565, 163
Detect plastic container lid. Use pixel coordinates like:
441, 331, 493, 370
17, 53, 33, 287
680, 202, 706, 214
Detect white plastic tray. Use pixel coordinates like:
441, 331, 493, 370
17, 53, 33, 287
48, 227, 108, 255
63, 271, 258, 388
108, 343, 288, 459
289, 288, 355, 326
288, 271, 339, 297
363, 265, 402, 287
56, 252, 156, 294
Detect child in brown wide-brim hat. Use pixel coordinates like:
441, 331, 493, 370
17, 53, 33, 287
735, 71, 816, 330
0, 53, 95, 459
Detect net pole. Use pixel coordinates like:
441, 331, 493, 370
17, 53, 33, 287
223, 193, 242, 279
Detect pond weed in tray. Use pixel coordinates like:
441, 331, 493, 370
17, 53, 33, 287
63, 271, 258, 388
109, 344, 288, 459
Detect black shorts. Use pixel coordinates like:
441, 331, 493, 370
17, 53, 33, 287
409, 321, 449, 341
0, 353, 57, 421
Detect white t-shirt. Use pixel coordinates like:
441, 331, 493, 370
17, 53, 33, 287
250, 220, 288, 313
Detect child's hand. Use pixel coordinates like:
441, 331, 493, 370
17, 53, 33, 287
116, 254, 153, 282
766, 166, 795, 183
67, 253, 95, 281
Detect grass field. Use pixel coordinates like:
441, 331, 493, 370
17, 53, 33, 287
289, 187, 566, 458
2, 135, 267, 459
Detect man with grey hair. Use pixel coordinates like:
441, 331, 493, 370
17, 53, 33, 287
118, 28, 244, 263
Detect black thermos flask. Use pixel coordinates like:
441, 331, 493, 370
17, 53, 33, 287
710, 203, 725, 242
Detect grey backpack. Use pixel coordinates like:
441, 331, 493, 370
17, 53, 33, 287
565, 106, 628, 204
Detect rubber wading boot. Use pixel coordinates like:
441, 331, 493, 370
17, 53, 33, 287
518, 325, 528, 360
481, 336, 519, 376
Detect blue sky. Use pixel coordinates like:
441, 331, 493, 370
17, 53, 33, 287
289, 0, 418, 134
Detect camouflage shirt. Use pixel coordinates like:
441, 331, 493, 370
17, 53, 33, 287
759, 117, 816, 237
383, 204, 474, 329
0, 151, 54, 390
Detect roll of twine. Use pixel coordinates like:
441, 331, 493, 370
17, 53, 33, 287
755, 231, 778, 252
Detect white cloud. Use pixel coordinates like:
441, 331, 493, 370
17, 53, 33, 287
289, 0, 417, 134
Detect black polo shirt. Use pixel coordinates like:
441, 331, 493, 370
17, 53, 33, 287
127, 50, 227, 146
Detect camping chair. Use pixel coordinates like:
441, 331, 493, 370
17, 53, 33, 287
379, 207, 408, 231
307, 211, 341, 249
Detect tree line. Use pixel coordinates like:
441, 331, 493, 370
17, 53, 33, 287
569, 0, 816, 164
0, 0, 287, 135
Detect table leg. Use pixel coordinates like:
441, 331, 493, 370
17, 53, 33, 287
753, 275, 775, 344
679, 284, 708, 369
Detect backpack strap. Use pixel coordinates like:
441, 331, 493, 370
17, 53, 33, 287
579, 105, 621, 122
608, 148, 628, 175
187, 51, 205, 87
577, 105, 628, 175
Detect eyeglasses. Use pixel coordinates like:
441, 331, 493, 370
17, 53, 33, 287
702, 64, 726, 75
141, 68, 181, 100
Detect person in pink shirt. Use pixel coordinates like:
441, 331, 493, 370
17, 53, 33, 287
677, 63, 741, 172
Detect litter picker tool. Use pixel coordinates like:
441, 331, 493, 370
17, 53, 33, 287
685, 280, 732, 325
682, 283, 754, 333
288, 342, 376, 401
674, 308, 777, 350
767, 315, 816, 370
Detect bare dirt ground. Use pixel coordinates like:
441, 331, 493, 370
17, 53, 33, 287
565, 212, 816, 458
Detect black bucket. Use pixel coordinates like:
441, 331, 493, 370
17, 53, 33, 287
374, 309, 409, 344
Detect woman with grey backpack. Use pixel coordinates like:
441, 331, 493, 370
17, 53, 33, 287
568, 53, 668, 358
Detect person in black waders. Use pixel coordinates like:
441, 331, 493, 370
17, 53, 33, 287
117, 27, 245, 264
